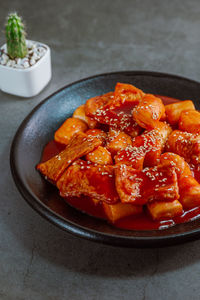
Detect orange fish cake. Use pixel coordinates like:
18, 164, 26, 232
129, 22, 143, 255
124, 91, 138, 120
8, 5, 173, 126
141, 165, 179, 203
37, 132, 102, 182
85, 129, 107, 145
113, 82, 144, 107
179, 175, 200, 209
57, 160, 119, 204
132, 94, 165, 130
85, 92, 114, 118
85, 146, 113, 165
115, 164, 179, 205
115, 145, 145, 170
166, 130, 200, 165
179, 110, 200, 134
73, 104, 97, 129
54, 117, 88, 145
106, 128, 132, 155
160, 152, 192, 179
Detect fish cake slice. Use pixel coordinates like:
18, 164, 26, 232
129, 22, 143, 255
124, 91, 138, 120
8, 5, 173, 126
166, 130, 200, 165
37, 132, 102, 182
57, 160, 119, 204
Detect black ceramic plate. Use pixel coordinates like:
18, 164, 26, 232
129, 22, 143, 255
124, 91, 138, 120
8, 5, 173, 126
10, 71, 200, 248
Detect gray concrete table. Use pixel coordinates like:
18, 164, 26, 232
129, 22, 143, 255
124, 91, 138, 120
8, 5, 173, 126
1, 0, 200, 299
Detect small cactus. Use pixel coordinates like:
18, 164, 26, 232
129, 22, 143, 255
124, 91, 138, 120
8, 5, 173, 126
5, 13, 28, 59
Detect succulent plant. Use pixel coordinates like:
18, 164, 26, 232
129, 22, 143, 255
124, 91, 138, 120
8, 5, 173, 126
5, 13, 28, 59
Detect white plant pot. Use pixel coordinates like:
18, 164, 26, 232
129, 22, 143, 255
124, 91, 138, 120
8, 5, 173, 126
0, 40, 52, 97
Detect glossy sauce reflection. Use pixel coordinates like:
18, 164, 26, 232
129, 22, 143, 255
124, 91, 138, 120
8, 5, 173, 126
40, 95, 200, 231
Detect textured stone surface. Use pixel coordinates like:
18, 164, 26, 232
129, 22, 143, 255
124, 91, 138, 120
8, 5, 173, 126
1, 0, 200, 299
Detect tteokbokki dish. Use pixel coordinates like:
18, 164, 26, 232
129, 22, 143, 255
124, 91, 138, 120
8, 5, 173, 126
37, 83, 200, 230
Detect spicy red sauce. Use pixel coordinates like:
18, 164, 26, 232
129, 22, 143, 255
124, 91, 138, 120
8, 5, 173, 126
40, 95, 200, 231
115, 206, 200, 231
192, 165, 200, 183
155, 95, 179, 105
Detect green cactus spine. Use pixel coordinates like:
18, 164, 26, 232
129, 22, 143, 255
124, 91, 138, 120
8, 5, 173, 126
5, 13, 28, 59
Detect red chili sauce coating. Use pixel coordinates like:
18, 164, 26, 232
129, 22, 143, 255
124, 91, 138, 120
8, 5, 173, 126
40, 95, 200, 230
